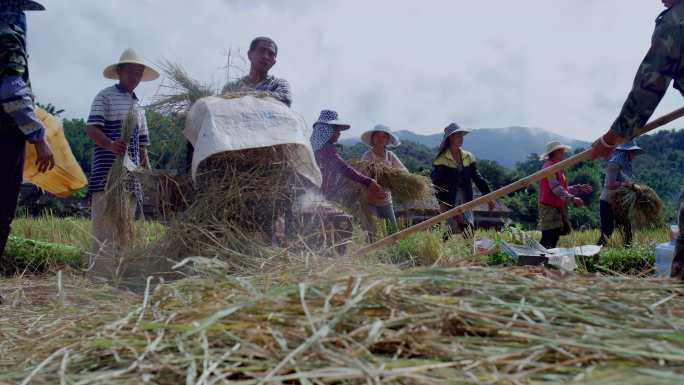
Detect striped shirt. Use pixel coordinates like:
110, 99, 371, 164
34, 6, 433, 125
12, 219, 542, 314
86, 84, 149, 194
221, 75, 292, 107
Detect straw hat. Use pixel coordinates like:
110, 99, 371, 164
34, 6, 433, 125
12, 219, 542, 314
616, 140, 645, 155
361, 124, 401, 148
540, 141, 572, 160
0, 0, 45, 11
103, 48, 160, 82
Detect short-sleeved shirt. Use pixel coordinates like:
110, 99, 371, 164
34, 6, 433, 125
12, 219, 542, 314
221, 75, 292, 107
86, 84, 149, 194
361, 149, 408, 206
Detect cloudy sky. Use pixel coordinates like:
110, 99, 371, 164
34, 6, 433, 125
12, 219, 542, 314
25, 0, 683, 140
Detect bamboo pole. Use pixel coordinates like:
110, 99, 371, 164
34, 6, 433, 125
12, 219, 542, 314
356, 106, 684, 257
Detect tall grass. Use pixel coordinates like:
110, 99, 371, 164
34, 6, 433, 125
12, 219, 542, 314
7, 215, 674, 276
10, 214, 166, 252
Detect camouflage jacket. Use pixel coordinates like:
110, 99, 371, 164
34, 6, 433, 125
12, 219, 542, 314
0, 6, 43, 143
0, 9, 28, 78
611, 1, 684, 139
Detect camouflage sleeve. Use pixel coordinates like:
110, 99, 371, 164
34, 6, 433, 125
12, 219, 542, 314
610, 25, 682, 139
0, 74, 44, 143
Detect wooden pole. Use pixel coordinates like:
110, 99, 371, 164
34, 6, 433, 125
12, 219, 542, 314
355, 106, 684, 257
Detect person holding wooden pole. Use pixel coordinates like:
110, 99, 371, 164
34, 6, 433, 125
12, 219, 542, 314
590, 0, 684, 279
357, 0, 684, 258
431, 123, 495, 239
538, 142, 592, 249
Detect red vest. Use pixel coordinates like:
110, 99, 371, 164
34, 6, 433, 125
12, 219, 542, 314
539, 160, 567, 208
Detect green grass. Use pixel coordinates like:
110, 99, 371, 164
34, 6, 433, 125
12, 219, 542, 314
8, 215, 166, 271
6, 215, 674, 276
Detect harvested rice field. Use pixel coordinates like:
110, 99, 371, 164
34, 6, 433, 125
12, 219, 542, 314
2, 263, 684, 384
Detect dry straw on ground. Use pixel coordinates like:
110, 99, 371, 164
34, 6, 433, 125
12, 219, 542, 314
3, 266, 684, 384
615, 184, 663, 227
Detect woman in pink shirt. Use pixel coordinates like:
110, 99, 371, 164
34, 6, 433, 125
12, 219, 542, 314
360, 124, 408, 233
538, 141, 592, 249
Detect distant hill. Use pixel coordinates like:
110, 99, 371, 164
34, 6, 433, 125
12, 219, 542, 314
340, 127, 590, 168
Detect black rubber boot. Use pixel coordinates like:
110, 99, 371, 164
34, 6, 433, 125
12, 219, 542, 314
671, 237, 684, 280
0, 227, 16, 277
596, 233, 607, 246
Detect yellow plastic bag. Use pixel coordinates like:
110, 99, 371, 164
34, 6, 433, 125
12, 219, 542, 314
23, 107, 88, 198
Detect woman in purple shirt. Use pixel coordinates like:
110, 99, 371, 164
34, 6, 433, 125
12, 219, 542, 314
310, 110, 384, 200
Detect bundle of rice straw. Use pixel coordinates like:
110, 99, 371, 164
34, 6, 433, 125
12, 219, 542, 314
103, 108, 137, 251
614, 184, 663, 226
149, 61, 215, 115
158, 145, 312, 267
351, 159, 432, 203
150, 60, 281, 115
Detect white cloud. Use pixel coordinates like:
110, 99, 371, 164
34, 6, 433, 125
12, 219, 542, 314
24, 0, 681, 140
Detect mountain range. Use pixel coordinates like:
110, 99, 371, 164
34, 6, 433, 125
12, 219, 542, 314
340, 126, 590, 168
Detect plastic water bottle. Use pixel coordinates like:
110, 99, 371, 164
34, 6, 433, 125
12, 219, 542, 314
655, 241, 676, 277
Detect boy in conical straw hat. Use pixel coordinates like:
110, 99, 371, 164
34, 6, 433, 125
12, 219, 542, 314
84, 48, 159, 282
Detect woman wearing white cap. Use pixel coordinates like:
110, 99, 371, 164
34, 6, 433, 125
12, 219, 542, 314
431, 123, 495, 238
538, 141, 593, 249
360, 124, 408, 233
597, 140, 645, 247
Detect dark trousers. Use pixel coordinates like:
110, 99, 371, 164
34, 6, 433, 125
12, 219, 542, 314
0, 125, 26, 274
540, 228, 561, 249
597, 200, 632, 247
672, 189, 684, 279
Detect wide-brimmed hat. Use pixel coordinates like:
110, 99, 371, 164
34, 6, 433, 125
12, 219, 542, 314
439, 122, 471, 148
103, 48, 160, 82
616, 140, 645, 155
0, 0, 45, 11
310, 109, 350, 151
540, 141, 572, 160
312, 109, 350, 130
361, 124, 401, 148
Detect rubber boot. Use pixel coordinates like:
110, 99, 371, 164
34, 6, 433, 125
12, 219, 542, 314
0, 226, 16, 277
671, 237, 684, 280
596, 233, 607, 247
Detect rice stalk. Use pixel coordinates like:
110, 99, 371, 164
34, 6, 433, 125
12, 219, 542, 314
614, 184, 663, 227
350, 159, 433, 203
102, 107, 137, 252
149, 61, 215, 115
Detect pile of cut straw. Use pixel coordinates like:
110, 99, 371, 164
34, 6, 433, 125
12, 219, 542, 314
157, 145, 311, 266
615, 184, 663, 226
4, 267, 684, 384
